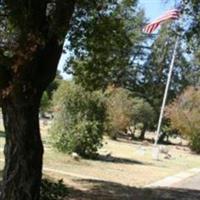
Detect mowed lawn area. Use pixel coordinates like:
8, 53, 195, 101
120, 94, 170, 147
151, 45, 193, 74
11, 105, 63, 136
43, 136, 200, 187
0, 119, 200, 198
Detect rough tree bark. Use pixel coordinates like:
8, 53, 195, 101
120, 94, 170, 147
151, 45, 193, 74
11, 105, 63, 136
1, 91, 43, 200
0, 40, 62, 199
0, 41, 65, 199
0, 1, 75, 199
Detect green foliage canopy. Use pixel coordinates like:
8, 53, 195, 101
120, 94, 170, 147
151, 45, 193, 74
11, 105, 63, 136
132, 26, 190, 119
131, 97, 155, 129
182, 0, 200, 43
66, 0, 145, 91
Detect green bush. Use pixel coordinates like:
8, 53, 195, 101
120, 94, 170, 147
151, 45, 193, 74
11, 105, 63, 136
166, 86, 200, 153
56, 120, 103, 158
41, 179, 68, 200
50, 82, 105, 158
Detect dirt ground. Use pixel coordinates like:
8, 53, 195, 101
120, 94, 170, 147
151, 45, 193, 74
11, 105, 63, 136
66, 182, 200, 200
44, 173, 200, 200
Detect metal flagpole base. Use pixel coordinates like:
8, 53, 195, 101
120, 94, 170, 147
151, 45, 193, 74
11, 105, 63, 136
152, 145, 160, 160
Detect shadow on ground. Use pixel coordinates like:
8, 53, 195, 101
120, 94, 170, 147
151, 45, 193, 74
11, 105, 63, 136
1, 174, 199, 199
97, 155, 145, 165
117, 134, 188, 147
67, 179, 200, 200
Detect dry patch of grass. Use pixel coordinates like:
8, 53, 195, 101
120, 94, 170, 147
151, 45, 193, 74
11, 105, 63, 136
43, 134, 200, 190
43, 139, 200, 200
0, 119, 200, 198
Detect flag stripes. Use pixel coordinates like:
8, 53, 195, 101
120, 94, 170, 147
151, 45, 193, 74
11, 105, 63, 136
143, 9, 180, 34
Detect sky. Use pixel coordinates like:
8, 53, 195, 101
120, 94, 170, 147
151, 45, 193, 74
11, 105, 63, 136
58, 0, 177, 79
139, 0, 177, 21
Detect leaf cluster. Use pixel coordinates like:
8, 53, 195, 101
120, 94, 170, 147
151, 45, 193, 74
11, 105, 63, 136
66, 0, 145, 90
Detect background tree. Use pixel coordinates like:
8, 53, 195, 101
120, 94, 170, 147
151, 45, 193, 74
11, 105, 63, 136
130, 25, 192, 141
135, 26, 189, 111
182, 0, 200, 43
50, 81, 105, 158
131, 97, 155, 140
185, 38, 200, 87
166, 86, 200, 153
40, 70, 63, 116
0, 1, 75, 199
65, 0, 145, 91
40, 91, 51, 117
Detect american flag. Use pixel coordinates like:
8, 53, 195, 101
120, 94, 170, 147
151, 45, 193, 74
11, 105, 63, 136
143, 9, 180, 34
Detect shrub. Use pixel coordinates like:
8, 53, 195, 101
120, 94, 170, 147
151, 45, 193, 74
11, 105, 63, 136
105, 87, 135, 139
50, 82, 105, 158
165, 86, 200, 153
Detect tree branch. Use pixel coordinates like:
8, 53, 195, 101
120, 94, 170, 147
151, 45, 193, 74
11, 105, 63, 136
49, 0, 75, 39
33, 1, 75, 90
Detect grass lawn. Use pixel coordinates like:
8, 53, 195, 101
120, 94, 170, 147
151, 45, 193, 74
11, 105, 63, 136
0, 119, 200, 199
43, 136, 200, 188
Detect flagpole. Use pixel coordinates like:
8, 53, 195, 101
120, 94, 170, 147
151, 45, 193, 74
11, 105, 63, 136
154, 35, 179, 149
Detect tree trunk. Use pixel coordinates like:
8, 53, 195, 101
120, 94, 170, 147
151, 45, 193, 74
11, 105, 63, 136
0, 92, 44, 200
0, 1, 75, 198
139, 124, 147, 140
